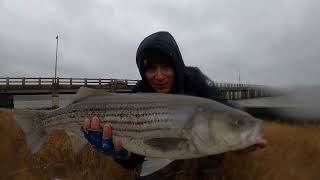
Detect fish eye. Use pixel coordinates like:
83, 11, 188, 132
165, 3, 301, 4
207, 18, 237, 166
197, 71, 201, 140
231, 118, 247, 129
197, 107, 203, 112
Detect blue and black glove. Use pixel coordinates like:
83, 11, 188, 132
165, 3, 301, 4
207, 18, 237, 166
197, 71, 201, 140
81, 127, 129, 160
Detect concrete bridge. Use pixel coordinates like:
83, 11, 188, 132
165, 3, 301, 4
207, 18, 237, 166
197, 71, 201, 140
0, 77, 275, 108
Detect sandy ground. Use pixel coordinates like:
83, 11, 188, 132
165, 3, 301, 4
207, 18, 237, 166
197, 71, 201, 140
0, 111, 319, 180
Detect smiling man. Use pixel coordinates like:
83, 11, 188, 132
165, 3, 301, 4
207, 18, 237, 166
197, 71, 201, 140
82, 31, 267, 179
143, 50, 175, 93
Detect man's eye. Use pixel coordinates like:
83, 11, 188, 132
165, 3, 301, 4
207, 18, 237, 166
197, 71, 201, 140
146, 66, 157, 72
161, 65, 172, 72
162, 64, 170, 68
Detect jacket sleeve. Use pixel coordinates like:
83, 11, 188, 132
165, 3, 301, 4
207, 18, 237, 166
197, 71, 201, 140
114, 153, 145, 170
189, 67, 242, 110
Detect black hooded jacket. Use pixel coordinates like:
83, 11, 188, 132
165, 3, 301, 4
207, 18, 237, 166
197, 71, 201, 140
115, 31, 237, 170
133, 31, 231, 103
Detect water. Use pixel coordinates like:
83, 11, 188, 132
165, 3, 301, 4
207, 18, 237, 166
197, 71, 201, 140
234, 95, 320, 123
14, 94, 74, 109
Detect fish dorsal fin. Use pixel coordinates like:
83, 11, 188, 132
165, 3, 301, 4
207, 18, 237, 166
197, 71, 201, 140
144, 137, 187, 151
140, 157, 173, 176
72, 87, 105, 103
13, 109, 48, 153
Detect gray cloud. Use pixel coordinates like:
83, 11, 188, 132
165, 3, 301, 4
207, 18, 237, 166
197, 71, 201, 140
0, 0, 319, 86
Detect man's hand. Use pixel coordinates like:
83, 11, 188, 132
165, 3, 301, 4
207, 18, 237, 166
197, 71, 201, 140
81, 116, 130, 160
235, 138, 268, 154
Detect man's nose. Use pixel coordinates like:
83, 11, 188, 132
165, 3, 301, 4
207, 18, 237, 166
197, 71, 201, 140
154, 68, 166, 80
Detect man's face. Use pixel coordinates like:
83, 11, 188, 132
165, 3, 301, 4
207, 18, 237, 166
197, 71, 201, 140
145, 64, 175, 93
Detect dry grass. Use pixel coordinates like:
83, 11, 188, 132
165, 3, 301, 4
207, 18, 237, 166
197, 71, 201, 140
213, 121, 320, 180
0, 111, 134, 180
0, 111, 319, 180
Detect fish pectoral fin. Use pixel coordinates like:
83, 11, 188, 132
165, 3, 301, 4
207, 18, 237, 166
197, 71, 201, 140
13, 109, 48, 153
140, 157, 173, 177
72, 87, 106, 104
65, 131, 87, 153
143, 137, 187, 151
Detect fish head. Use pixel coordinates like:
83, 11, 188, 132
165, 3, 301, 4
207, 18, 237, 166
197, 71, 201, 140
190, 106, 263, 155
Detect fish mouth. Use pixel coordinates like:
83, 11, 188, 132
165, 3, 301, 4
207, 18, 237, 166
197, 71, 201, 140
230, 119, 264, 151
246, 119, 264, 147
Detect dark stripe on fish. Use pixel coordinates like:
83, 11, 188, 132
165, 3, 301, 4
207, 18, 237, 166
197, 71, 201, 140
46, 103, 169, 117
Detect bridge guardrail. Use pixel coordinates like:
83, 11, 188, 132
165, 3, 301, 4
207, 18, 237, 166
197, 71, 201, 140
0, 77, 271, 88
0, 77, 270, 91
0, 77, 140, 87
0, 77, 276, 100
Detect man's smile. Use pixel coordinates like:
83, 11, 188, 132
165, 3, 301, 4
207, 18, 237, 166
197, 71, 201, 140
153, 82, 169, 88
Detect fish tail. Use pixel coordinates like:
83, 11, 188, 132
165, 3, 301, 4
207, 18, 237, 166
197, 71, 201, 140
10, 108, 48, 153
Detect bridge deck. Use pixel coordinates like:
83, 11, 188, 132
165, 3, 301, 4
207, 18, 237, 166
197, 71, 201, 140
0, 77, 276, 108
0, 77, 272, 94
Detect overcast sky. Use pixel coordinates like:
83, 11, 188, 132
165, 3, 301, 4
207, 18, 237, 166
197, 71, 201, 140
0, 0, 319, 87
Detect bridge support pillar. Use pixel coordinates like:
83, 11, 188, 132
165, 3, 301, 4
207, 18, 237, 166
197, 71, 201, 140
52, 89, 59, 109
0, 94, 14, 108
225, 91, 229, 100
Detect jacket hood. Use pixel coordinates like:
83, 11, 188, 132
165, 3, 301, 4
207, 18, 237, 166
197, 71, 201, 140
136, 31, 186, 93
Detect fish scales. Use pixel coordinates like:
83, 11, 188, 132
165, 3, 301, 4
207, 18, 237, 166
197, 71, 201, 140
42, 101, 176, 134
45, 99, 180, 151
44, 102, 169, 120
6, 87, 264, 176
43, 94, 193, 158
9, 87, 263, 175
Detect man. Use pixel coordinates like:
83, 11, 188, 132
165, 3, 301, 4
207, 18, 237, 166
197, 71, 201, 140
82, 31, 267, 178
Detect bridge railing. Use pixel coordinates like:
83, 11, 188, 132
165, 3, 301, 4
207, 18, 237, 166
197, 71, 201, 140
0, 77, 139, 87
0, 77, 270, 89
214, 82, 267, 89
0, 77, 276, 101
214, 82, 249, 88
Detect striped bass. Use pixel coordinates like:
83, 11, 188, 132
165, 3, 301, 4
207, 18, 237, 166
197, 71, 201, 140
3, 87, 264, 176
